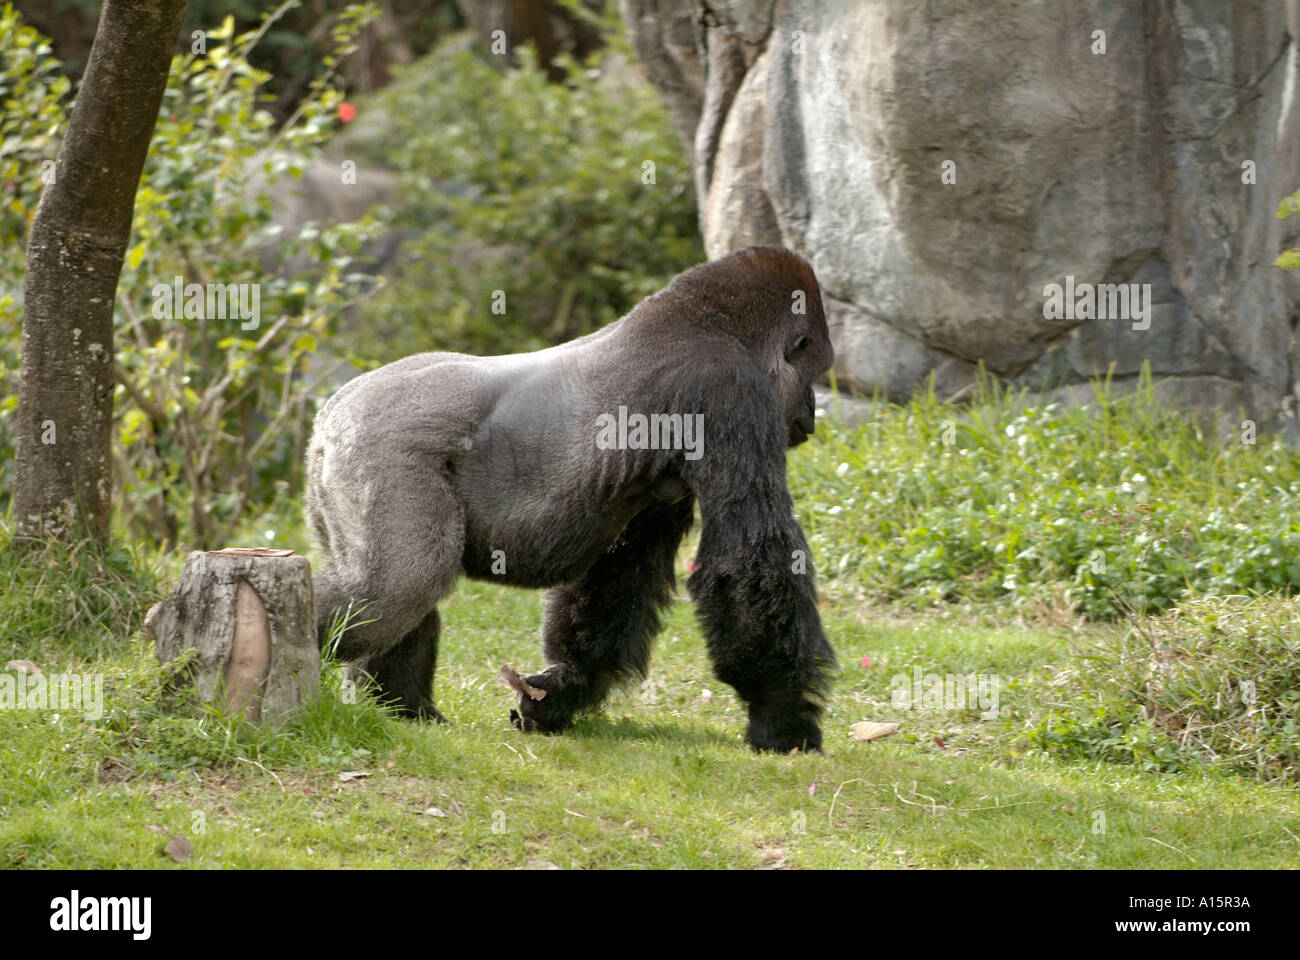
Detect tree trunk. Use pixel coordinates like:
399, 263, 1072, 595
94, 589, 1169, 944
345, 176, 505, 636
145, 548, 320, 722
13, 0, 188, 545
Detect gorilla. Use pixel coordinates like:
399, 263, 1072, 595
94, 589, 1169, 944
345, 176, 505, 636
306, 246, 836, 751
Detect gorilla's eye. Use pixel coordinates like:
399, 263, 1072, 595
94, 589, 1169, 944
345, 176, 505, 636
786, 335, 810, 361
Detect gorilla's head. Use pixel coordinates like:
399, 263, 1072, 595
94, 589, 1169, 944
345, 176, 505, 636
769, 252, 833, 447
669, 246, 833, 447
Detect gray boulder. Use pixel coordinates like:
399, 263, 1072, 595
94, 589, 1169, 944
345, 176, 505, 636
620, 0, 1300, 433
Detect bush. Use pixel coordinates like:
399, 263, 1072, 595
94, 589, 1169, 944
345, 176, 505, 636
355, 33, 702, 359
795, 368, 1300, 620
0, 3, 383, 547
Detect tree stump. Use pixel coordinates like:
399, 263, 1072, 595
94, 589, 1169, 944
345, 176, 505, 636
145, 548, 319, 722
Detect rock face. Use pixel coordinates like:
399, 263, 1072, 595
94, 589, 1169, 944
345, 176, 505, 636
621, 0, 1300, 430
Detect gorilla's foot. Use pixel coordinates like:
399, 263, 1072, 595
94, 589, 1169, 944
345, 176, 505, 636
415, 701, 449, 724
388, 696, 448, 724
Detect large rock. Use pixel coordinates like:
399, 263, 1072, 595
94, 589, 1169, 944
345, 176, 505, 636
621, 0, 1300, 433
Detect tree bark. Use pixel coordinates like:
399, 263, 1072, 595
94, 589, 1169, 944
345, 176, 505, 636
145, 548, 320, 722
14, 0, 188, 545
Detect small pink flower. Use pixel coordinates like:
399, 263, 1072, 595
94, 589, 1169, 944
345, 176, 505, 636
685, 561, 700, 573
858, 656, 873, 668
338, 102, 357, 123
809, 783, 816, 797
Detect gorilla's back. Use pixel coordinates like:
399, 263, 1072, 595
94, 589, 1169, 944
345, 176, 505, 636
307, 336, 645, 589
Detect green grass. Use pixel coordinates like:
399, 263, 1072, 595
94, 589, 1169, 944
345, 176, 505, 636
2, 557, 1299, 868
2, 376, 1299, 868
1028, 596, 1300, 780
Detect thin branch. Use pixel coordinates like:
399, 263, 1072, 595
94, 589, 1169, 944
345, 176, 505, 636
113, 367, 166, 424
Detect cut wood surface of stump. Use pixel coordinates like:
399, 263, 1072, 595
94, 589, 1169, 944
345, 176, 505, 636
145, 548, 319, 721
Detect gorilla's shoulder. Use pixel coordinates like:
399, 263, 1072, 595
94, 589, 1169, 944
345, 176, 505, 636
315, 351, 493, 441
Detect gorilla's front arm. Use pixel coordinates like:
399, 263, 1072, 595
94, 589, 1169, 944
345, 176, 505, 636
307, 245, 836, 752
679, 366, 834, 750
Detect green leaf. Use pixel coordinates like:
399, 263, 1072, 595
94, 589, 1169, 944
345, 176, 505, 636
1273, 249, 1300, 271
1275, 190, 1300, 218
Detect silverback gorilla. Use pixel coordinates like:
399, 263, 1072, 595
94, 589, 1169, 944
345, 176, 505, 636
306, 246, 836, 751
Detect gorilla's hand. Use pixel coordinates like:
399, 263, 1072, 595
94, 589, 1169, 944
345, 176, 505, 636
506, 664, 575, 734
788, 386, 816, 447
746, 694, 824, 753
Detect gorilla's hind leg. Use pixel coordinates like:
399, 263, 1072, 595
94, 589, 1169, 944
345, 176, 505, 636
363, 609, 446, 721
512, 497, 693, 734
312, 466, 464, 720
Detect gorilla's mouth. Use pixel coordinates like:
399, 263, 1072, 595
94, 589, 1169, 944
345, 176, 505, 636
788, 387, 816, 446
789, 411, 815, 446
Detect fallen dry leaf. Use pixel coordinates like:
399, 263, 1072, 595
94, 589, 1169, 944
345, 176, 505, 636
525, 860, 560, 870
849, 721, 901, 742
5, 660, 40, 675
338, 771, 371, 782
500, 665, 547, 700
423, 806, 447, 818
